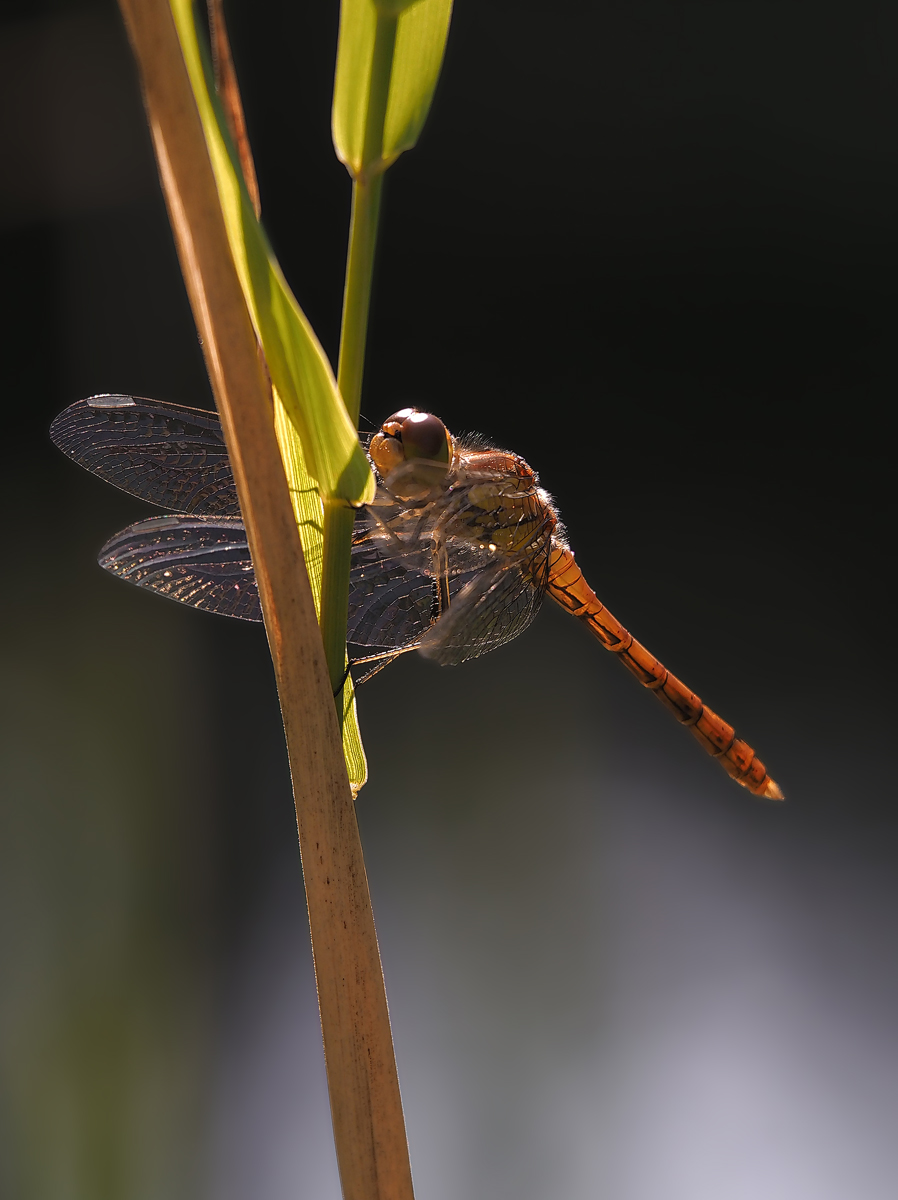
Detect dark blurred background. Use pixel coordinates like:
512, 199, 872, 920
2, 1, 897, 1197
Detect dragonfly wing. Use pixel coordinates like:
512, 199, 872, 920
50, 395, 239, 515
99, 515, 262, 621
417, 558, 544, 666
347, 513, 436, 648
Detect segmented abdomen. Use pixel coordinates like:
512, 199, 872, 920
546, 544, 782, 799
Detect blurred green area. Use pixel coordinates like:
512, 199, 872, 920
2, 2, 898, 1199
0, 544, 213, 1198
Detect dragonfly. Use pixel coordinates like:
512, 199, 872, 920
50, 394, 782, 799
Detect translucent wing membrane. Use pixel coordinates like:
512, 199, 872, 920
347, 511, 437, 648
348, 552, 436, 647
99, 515, 262, 621
50, 395, 239, 515
419, 559, 545, 665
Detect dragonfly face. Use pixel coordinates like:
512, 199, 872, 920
50, 394, 782, 799
367, 408, 452, 501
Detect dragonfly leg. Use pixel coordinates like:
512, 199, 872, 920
348, 644, 420, 687
430, 536, 451, 619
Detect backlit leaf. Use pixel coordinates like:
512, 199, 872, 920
333, 0, 453, 178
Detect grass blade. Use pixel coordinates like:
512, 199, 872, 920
170, 0, 372, 508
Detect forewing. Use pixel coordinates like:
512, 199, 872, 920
99, 515, 261, 621
417, 558, 544, 666
50, 395, 239, 515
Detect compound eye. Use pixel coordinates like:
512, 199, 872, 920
399, 411, 449, 462
380, 408, 417, 438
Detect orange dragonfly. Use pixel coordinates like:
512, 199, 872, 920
50, 396, 782, 799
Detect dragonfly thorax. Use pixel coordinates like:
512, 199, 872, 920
445, 444, 554, 543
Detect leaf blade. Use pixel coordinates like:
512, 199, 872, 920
333, 0, 453, 178
170, 0, 373, 508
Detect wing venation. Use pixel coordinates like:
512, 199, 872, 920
99, 515, 262, 622
50, 395, 239, 515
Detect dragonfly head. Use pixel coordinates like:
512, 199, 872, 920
369, 409, 452, 500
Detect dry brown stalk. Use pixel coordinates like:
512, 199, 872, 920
114, 2, 414, 1196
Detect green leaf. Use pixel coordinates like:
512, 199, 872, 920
169, 0, 369, 791
170, 0, 374, 510
333, 0, 453, 179
273, 401, 368, 793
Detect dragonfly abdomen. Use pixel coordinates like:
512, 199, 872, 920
546, 544, 783, 800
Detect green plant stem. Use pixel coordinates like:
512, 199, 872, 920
322, 12, 398, 695
337, 172, 384, 426
336, 11, 397, 422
